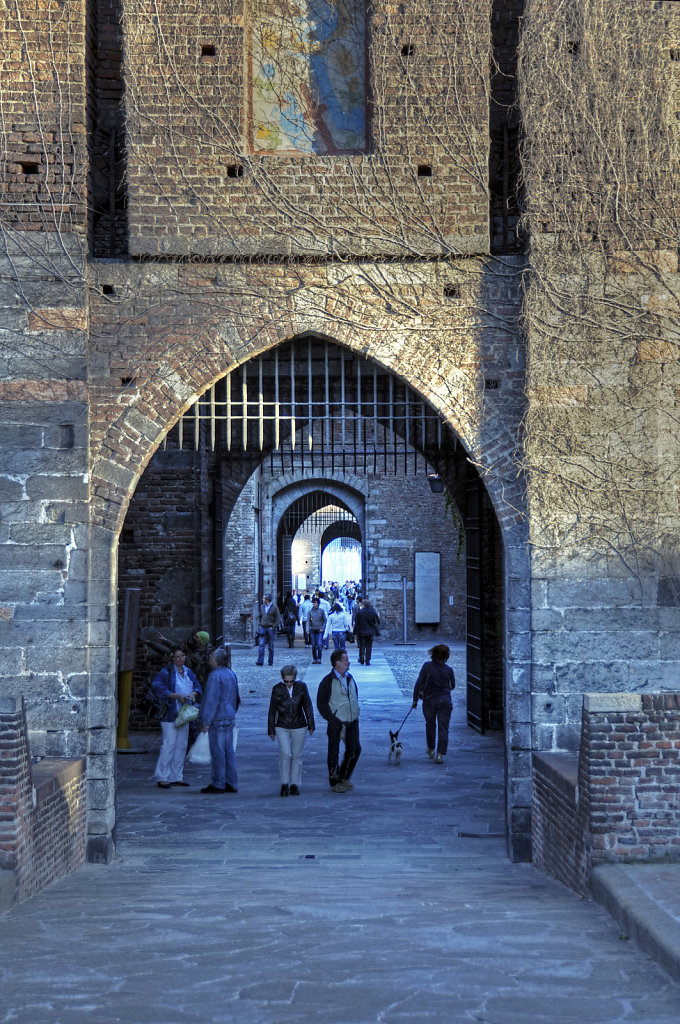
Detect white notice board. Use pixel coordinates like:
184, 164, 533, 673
414, 551, 441, 624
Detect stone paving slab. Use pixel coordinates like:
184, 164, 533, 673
1, 644, 679, 1023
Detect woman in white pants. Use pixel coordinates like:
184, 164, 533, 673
152, 648, 201, 787
267, 665, 315, 796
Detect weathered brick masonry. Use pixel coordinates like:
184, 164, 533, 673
533, 693, 680, 895
2, 0, 678, 878
0, 697, 86, 905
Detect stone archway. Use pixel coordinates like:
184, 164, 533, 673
112, 330, 530, 860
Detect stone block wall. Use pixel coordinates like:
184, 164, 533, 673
532, 693, 680, 895
0, 696, 86, 904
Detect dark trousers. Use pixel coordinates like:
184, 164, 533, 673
423, 697, 452, 755
358, 636, 373, 664
326, 717, 361, 786
256, 626, 275, 665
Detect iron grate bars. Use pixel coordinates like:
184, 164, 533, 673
163, 336, 457, 476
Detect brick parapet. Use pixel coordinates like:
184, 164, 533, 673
533, 693, 680, 894
0, 697, 86, 905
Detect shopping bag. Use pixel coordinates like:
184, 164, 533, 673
187, 731, 211, 764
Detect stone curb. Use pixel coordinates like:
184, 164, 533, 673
591, 864, 680, 983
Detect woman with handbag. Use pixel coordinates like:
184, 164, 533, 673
267, 664, 315, 795
151, 647, 201, 788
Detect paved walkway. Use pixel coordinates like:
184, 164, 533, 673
1, 643, 679, 1023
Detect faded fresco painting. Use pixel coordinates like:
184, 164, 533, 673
249, 0, 367, 154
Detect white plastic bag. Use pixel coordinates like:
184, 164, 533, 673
187, 731, 211, 764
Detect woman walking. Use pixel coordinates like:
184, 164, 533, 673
412, 644, 455, 764
267, 665, 315, 795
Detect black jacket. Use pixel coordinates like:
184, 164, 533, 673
412, 661, 455, 703
354, 606, 380, 638
268, 681, 315, 734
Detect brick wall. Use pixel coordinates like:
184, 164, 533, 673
532, 752, 587, 894
1, 0, 88, 234
581, 693, 680, 865
122, 0, 491, 256
0, 696, 86, 905
532, 693, 680, 894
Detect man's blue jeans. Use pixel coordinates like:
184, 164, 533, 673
256, 626, 274, 665
208, 722, 238, 790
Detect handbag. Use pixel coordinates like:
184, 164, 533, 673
143, 684, 167, 721
345, 630, 355, 643
175, 701, 199, 727
187, 731, 211, 764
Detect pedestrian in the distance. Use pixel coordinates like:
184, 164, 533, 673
199, 647, 240, 793
256, 594, 282, 666
412, 644, 455, 764
353, 597, 380, 666
267, 664, 315, 796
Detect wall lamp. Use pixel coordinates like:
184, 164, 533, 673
427, 474, 445, 494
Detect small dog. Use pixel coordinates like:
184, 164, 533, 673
388, 730, 403, 765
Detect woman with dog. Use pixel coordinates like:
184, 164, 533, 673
412, 644, 455, 764
267, 664, 315, 796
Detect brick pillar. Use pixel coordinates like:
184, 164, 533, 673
0, 697, 33, 884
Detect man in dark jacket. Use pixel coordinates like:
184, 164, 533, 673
353, 598, 380, 666
256, 594, 282, 666
316, 649, 361, 792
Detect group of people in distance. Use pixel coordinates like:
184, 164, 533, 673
256, 589, 381, 667
150, 638, 456, 797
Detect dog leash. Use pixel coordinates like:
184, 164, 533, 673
394, 704, 415, 738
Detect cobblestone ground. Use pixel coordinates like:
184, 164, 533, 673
1, 638, 678, 1024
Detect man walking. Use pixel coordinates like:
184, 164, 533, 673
199, 647, 240, 793
316, 649, 361, 792
307, 597, 327, 664
256, 593, 282, 666
299, 593, 313, 645
354, 597, 380, 666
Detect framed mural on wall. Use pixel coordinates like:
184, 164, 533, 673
248, 0, 368, 154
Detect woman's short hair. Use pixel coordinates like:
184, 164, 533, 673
280, 664, 297, 680
429, 643, 450, 663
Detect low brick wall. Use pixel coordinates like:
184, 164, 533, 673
532, 693, 680, 895
531, 753, 586, 893
0, 696, 86, 905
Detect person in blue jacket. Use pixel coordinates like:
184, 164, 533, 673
152, 647, 201, 788
198, 647, 240, 793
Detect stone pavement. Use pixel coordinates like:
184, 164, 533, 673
1, 642, 679, 1024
